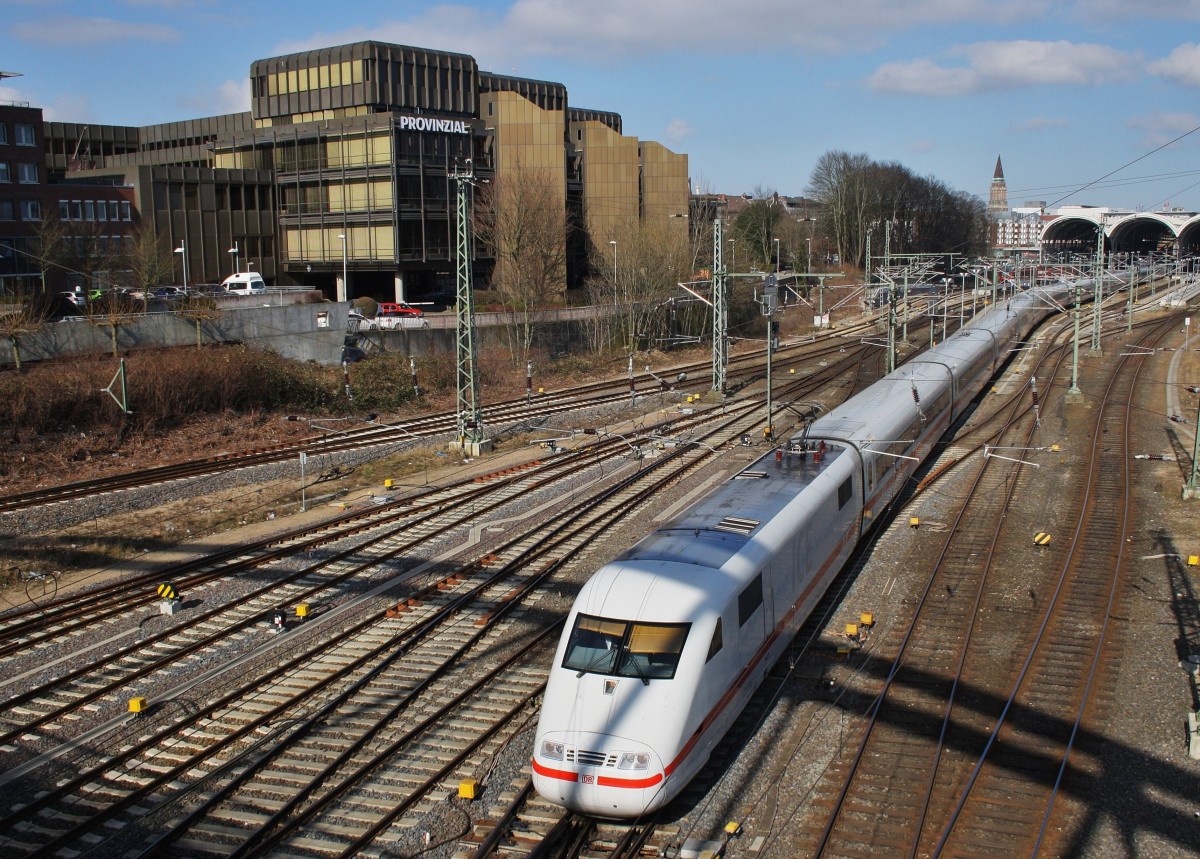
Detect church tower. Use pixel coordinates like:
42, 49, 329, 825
988, 155, 1009, 218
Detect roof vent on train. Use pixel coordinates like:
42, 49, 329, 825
714, 516, 760, 535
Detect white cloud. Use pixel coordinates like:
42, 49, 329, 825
1071, 0, 1200, 21
1012, 116, 1070, 132
274, 0, 1056, 70
664, 118, 694, 143
1127, 111, 1200, 147
1150, 43, 1200, 86
41, 94, 92, 123
868, 40, 1139, 96
12, 16, 180, 47
178, 79, 251, 117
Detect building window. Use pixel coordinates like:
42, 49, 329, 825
0, 200, 13, 220
120, 200, 131, 220
20, 200, 41, 221
59, 200, 70, 219
70, 200, 83, 220
15, 124, 35, 146
0, 163, 9, 183
85, 200, 95, 221
0, 124, 7, 145
17, 163, 37, 184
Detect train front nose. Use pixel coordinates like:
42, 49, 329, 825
531, 732, 666, 817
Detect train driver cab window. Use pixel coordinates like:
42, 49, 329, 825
622, 622, 690, 681
562, 615, 624, 676
562, 614, 691, 682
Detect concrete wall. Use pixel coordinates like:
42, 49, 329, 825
2, 300, 604, 368
3, 296, 348, 367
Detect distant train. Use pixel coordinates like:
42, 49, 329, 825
532, 281, 1075, 818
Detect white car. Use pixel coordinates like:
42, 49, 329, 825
347, 309, 378, 331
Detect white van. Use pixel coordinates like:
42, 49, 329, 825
222, 272, 266, 295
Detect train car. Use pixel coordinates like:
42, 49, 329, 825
532, 284, 1067, 818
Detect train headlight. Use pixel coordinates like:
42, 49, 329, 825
541, 740, 565, 761
617, 752, 650, 771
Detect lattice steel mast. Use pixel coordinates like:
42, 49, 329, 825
452, 163, 489, 453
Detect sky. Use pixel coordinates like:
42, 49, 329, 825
4, 0, 1200, 213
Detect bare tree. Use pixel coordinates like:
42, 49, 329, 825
30, 215, 70, 294
589, 218, 691, 355
176, 294, 222, 348
808, 151, 873, 268
474, 165, 568, 364
0, 294, 51, 369
125, 221, 174, 297
85, 292, 142, 357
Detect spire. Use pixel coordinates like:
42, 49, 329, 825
988, 155, 1009, 219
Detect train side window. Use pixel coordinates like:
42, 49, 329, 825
738, 574, 763, 626
706, 619, 723, 662
838, 477, 853, 509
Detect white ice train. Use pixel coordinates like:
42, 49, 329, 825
532, 282, 1075, 818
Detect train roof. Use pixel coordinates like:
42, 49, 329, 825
620, 445, 847, 573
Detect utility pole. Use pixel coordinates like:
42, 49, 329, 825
886, 283, 897, 374
762, 275, 779, 442
1185, 386, 1200, 499
1068, 280, 1083, 397
1090, 219, 1105, 355
451, 162, 490, 455
712, 218, 729, 395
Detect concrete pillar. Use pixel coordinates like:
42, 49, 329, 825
393, 271, 406, 304
336, 274, 348, 304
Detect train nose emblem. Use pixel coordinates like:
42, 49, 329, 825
582, 774, 595, 784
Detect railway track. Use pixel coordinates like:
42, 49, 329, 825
0, 381, 795, 858
795, 313, 1178, 857
0, 314, 891, 518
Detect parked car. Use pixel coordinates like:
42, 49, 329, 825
59, 291, 87, 308
222, 272, 266, 295
151, 286, 187, 300
347, 309, 378, 331
375, 301, 427, 329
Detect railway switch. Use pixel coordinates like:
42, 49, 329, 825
845, 623, 859, 641
295, 604, 310, 620
128, 697, 148, 715
909, 517, 920, 528
458, 778, 479, 799
1188, 555, 1198, 566
860, 612, 875, 628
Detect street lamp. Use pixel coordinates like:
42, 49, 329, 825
806, 237, 812, 274
338, 234, 348, 303
729, 238, 736, 273
227, 241, 239, 275
774, 238, 781, 274
609, 240, 617, 282
174, 240, 187, 294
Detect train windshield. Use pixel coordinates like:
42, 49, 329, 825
562, 614, 691, 682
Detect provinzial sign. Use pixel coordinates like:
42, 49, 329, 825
397, 115, 470, 134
